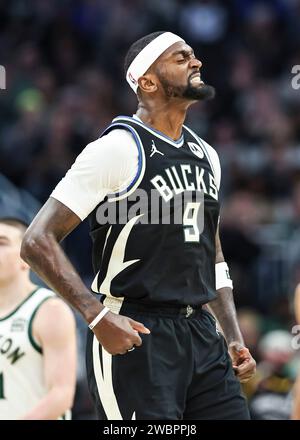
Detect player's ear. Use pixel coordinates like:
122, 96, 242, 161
20, 255, 30, 271
138, 73, 158, 94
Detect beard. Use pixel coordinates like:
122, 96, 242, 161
159, 73, 215, 101
183, 81, 215, 100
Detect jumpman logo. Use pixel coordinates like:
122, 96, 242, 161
150, 140, 164, 157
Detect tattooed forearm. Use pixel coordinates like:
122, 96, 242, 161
210, 226, 244, 345
21, 198, 102, 323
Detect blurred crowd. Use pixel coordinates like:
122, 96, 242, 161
1, 0, 300, 419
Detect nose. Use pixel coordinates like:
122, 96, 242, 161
190, 58, 202, 69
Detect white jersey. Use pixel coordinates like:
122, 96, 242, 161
0, 287, 70, 420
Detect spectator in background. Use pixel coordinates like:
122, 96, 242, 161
291, 284, 300, 419
249, 330, 295, 420
238, 308, 262, 362
219, 191, 262, 308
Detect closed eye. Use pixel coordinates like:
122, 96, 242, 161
0, 241, 10, 246
173, 49, 195, 64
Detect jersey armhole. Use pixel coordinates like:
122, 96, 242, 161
28, 297, 54, 354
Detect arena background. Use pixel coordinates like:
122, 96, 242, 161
1, 0, 300, 420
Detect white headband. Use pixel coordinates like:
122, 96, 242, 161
126, 32, 185, 93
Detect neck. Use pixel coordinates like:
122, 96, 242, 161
136, 99, 192, 140
0, 275, 36, 314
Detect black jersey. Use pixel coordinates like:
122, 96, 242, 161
89, 116, 220, 307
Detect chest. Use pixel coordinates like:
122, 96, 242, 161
138, 135, 219, 204
0, 315, 32, 367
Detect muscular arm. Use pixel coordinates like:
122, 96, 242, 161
21, 198, 101, 323
20, 298, 76, 420
207, 226, 244, 346
21, 198, 150, 355
207, 226, 256, 382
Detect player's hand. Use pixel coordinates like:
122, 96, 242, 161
92, 311, 151, 355
228, 341, 256, 383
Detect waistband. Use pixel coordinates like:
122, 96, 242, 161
102, 296, 203, 319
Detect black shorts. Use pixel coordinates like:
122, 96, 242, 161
86, 299, 250, 420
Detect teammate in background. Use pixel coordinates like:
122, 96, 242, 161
0, 217, 76, 419
291, 283, 300, 420
21, 31, 256, 419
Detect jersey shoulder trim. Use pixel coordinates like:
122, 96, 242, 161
27, 293, 56, 354
0, 287, 39, 322
100, 122, 146, 201
113, 115, 184, 148
183, 125, 221, 190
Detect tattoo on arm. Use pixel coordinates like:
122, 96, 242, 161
21, 198, 102, 323
207, 226, 244, 345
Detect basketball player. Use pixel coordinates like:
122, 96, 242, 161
21, 31, 256, 420
0, 217, 76, 419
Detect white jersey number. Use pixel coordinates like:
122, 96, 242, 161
183, 202, 201, 243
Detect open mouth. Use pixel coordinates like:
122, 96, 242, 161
190, 74, 204, 85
